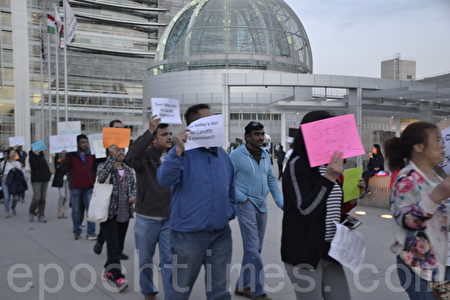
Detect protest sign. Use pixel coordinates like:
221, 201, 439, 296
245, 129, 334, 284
88, 133, 106, 159
102, 128, 131, 148
441, 126, 450, 175
286, 136, 294, 144
57, 121, 81, 135
151, 98, 182, 124
9, 136, 25, 146
343, 167, 363, 203
185, 114, 224, 151
49, 135, 77, 154
31, 140, 47, 152
301, 114, 365, 167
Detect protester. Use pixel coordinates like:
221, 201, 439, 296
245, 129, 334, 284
1, 148, 23, 218
64, 134, 97, 240
276, 145, 286, 180
16, 146, 27, 202
96, 144, 136, 292
157, 104, 235, 300
386, 122, 450, 299
52, 151, 69, 219
28, 150, 51, 223
126, 117, 173, 300
230, 121, 283, 299
362, 144, 384, 195
94, 119, 125, 254
281, 111, 360, 299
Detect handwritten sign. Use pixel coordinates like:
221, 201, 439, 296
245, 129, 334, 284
57, 121, 81, 135
88, 133, 106, 159
343, 167, 363, 203
286, 136, 295, 144
301, 114, 365, 167
9, 136, 25, 146
151, 98, 182, 124
102, 128, 131, 148
185, 114, 224, 151
49, 135, 77, 154
441, 126, 450, 175
31, 140, 47, 152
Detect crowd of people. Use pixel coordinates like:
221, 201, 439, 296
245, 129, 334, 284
3, 104, 450, 300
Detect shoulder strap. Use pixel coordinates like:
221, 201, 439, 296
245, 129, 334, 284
1, 160, 6, 175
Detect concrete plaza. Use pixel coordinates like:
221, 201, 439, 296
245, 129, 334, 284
0, 181, 409, 300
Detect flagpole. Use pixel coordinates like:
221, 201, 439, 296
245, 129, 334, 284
63, 0, 69, 122
47, 29, 52, 139
55, 4, 60, 125
40, 31, 45, 141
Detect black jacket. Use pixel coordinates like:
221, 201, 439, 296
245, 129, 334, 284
6, 168, 28, 195
126, 130, 171, 218
281, 155, 346, 268
29, 151, 51, 183
367, 154, 384, 171
52, 154, 68, 187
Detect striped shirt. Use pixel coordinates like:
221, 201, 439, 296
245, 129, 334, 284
319, 166, 343, 242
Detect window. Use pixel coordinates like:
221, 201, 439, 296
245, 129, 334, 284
230, 113, 240, 120
272, 114, 281, 120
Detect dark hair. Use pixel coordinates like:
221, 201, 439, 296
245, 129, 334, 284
291, 110, 334, 166
244, 121, 264, 142
77, 134, 88, 143
109, 120, 122, 127
184, 104, 210, 126
372, 144, 383, 157
384, 121, 438, 172
154, 123, 169, 136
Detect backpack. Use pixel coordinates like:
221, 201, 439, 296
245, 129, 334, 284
6, 168, 28, 195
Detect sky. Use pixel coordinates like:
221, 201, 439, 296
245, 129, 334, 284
284, 0, 450, 79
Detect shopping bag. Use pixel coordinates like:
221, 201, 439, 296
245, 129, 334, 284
87, 174, 113, 223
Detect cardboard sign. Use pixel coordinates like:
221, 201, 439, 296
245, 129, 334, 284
49, 135, 77, 154
57, 121, 81, 135
9, 136, 25, 146
301, 114, 365, 167
343, 167, 363, 203
31, 140, 47, 152
151, 98, 182, 124
185, 114, 224, 151
441, 126, 450, 175
88, 133, 107, 159
102, 128, 131, 148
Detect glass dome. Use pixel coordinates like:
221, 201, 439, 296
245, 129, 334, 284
151, 0, 313, 74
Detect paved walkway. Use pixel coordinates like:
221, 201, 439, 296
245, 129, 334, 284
0, 183, 409, 300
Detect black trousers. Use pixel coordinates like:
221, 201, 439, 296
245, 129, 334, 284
100, 216, 129, 277
278, 163, 283, 179
362, 170, 377, 189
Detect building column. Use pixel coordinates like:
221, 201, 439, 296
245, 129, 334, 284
281, 112, 287, 149
11, 0, 31, 148
222, 73, 230, 150
348, 88, 363, 167
420, 101, 433, 123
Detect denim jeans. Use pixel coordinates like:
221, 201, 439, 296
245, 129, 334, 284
134, 215, 171, 297
234, 201, 267, 296
70, 188, 95, 236
2, 181, 17, 214
169, 225, 232, 300
396, 256, 435, 300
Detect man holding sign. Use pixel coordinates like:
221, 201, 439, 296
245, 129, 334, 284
157, 104, 235, 300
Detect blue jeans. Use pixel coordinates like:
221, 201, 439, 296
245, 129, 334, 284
169, 225, 232, 300
396, 256, 435, 300
2, 181, 17, 214
134, 215, 171, 297
234, 201, 267, 296
70, 188, 95, 236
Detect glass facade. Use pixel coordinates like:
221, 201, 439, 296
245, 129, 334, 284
153, 0, 313, 75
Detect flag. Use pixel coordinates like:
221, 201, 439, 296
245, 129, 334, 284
47, 14, 56, 34
64, 0, 77, 44
54, 6, 63, 38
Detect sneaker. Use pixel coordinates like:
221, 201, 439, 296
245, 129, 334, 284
74, 234, 80, 240
251, 294, 272, 300
29, 214, 34, 222
118, 253, 129, 260
38, 216, 47, 223
87, 234, 97, 241
93, 242, 103, 255
145, 293, 157, 300
235, 287, 252, 298
103, 272, 128, 292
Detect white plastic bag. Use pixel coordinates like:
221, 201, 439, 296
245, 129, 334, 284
87, 174, 113, 223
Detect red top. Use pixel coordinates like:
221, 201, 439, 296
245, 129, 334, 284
65, 153, 96, 189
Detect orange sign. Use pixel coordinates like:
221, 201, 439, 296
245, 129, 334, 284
102, 128, 131, 148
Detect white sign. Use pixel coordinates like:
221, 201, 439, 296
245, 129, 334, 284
9, 136, 25, 146
185, 114, 224, 151
88, 133, 106, 159
49, 135, 77, 154
328, 222, 366, 274
441, 126, 450, 175
151, 98, 182, 124
286, 136, 295, 144
58, 121, 81, 135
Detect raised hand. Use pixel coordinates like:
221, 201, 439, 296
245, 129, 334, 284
324, 151, 344, 182
175, 130, 190, 156
149, 115, 161, 134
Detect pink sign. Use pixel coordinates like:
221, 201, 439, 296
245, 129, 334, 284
301, 114, 365, 167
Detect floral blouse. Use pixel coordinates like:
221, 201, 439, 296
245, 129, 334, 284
391, 162, 447, 282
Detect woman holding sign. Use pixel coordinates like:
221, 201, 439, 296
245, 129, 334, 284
281, 111, 359, 299
387, 122, 450, 299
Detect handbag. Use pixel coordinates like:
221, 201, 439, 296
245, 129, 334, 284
87, 173, 113, 223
